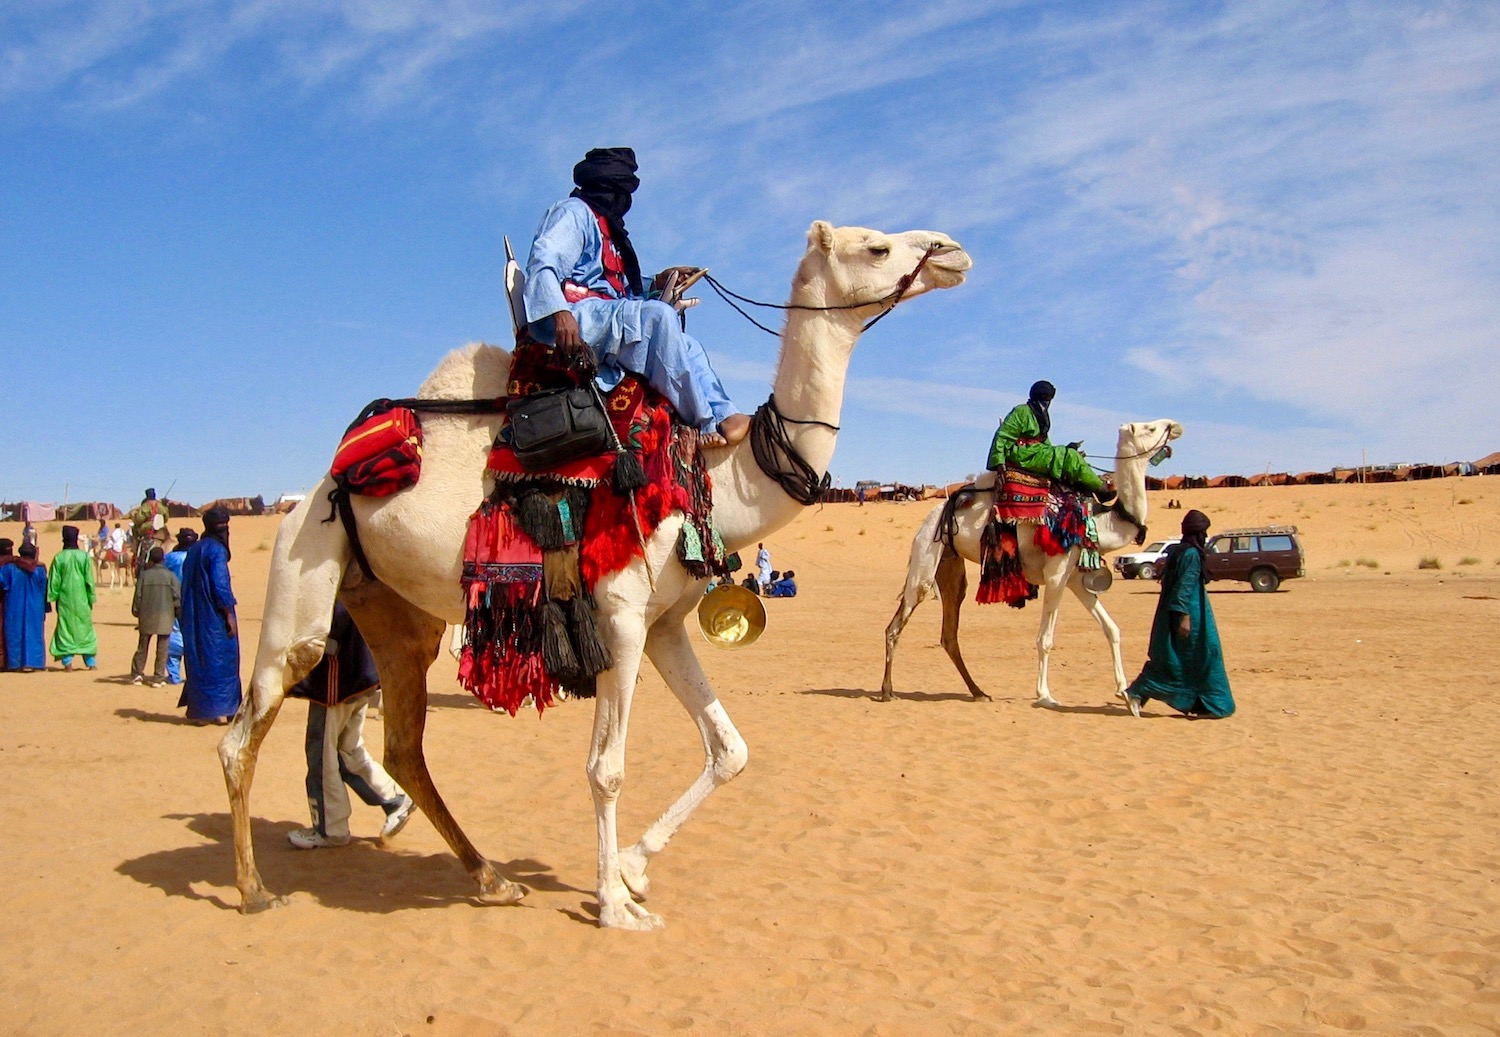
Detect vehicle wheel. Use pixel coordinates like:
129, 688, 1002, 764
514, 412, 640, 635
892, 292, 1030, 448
1121, 568, 1136, 580
1137, 562, 1157, 580
1249, 568, 1280, 592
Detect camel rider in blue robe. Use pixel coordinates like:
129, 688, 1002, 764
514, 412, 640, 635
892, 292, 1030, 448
987, 380, 1115, 503
523, 147, 751, 448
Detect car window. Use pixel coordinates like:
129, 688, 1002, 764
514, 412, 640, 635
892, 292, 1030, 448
1232, 536, 1257, 552
1260, 535, 1294, 551
1210, 539, 1232, 554
1143, 541, 1168, 553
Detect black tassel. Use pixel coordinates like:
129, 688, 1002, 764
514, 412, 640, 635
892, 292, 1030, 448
541, 598, 580, 681
568, 594, 613, 675
516, 490, 565, 550
612, 449, 647, 493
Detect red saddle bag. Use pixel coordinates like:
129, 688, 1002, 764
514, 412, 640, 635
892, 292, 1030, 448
330, 400, 423, 497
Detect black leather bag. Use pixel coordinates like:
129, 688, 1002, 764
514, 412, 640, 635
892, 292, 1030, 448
505, 386, 614, 471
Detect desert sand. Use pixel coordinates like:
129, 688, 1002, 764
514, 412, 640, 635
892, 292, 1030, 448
1, 475, 1498, 1035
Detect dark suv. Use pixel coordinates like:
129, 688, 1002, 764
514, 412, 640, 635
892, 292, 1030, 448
1203, 525, 1305, 592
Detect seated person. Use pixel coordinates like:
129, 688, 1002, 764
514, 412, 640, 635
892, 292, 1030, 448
524, 147, 751, 448
768, 570, 798, 597
987, 380, 1115, 503
740, 572, 760, 594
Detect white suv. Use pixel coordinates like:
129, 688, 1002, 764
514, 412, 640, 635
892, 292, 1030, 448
1113, 538, 1180, 580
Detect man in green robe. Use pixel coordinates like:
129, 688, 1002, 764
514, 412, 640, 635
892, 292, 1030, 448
1124, 510, 1234, 718
987, 381, 1113, 501
47, 525, 98, 670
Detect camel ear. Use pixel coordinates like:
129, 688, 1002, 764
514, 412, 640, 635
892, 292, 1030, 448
807, 220, 836, 253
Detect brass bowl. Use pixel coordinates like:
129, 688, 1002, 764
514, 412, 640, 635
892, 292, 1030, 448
696, 584, 767, 649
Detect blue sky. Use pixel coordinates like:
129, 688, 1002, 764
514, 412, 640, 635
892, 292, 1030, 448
3, 0, 1497, 507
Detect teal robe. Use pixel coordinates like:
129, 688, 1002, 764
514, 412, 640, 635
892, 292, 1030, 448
46, 548, 97, 658
1127, 547, 1234, 717
986, 403, 1104, 492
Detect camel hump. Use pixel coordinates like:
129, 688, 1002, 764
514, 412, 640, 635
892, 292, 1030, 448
418, 342, 513, 401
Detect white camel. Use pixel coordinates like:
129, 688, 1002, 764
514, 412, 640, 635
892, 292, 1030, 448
93, 538, 133, 590
881, 419, 1182, 707
219, 222, 971, 928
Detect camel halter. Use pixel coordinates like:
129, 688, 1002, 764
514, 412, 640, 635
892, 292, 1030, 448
749, 394, 839, 506
703, 245, 941, 337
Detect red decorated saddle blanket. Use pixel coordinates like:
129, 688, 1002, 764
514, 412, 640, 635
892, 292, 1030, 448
993, 463, 1050, 521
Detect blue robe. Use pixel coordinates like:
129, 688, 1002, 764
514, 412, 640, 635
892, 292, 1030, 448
0, 562, 48, 670
178, 538, 241, 719
523, 197, 735, 434
163, 549, 187, 683
1127, 546, 1235, 717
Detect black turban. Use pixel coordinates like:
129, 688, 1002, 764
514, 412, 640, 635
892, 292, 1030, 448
61, 525, 80, 549
570, 147, 643, 296
202, 506, 232, 559
1027, 380, 1055, 440
1181, 509, 1210, 535
19, 543, 37, 559
0, 538, 12, 556
145, 488, 157, 500
175, 528, 199, 551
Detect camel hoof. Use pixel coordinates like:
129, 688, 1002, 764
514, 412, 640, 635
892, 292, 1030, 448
619, 845, 651, 901
475, 876, 528, 907
239, 891, 289, 915
1033, 696, 1061, 710
600, 899, 665, 931
969, 689, 992, 701
876, 689, 894, 702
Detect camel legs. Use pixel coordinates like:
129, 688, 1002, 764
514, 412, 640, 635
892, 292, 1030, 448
341, 580, 525, 907
881, 547, 987, 701
1033, 583, 1069, 708
1066, 577, 1128, 696
615, 611, 749, 904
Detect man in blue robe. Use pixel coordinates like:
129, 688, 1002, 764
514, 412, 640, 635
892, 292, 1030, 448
0, 542, 48, 671
523, 147, 750, 447
1125, 510, 1235, 718
162, 527, 197, 684
178, 507, 241, 723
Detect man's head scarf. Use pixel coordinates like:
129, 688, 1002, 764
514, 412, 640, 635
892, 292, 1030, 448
174, 528, 199, 552
61, 525, 80, 550
571, 147, 643, 295
1027, 380, 1056, 440
144, 488, 156, 501
1180, 509, 1211, 551
0, 538, 13, 556
202, 506, 231, 559
18, 543, 37, 559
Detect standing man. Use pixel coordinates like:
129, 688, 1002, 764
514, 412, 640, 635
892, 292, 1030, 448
1124, 510, 1235, 719
178, 507, 240, 724
987, 381, 1115, 503
0, 541, 48, 672
161, 527, 197, 685
286, 602, 414, 849
47, 525, 98, 670
524, 147, 750, 447
130, 547, 180, 686
755, 542, 772, 594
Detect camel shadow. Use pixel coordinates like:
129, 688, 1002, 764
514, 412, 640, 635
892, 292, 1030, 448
115, 707, 199, 725
116, 812, 582, 914
424, 692, 484, 710
1033, 701, 1137, 716
801, 687, 980, 703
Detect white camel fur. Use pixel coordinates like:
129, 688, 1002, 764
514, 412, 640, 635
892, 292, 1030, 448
880, 419, 1183, 707
219, 222, 970, 929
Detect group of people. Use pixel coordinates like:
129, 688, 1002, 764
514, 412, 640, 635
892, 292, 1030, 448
0, 496, 245, 725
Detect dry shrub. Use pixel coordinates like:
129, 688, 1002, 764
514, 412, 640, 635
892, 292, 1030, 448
1417, 556, 1441, 570
1458, 556, 1480, 566
1356, 558, 1379, 568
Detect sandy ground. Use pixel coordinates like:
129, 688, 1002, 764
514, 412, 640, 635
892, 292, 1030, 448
1, 476, 1498, 1036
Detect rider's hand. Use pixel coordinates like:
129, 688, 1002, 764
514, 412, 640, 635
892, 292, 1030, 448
652, 266, 700, 293
1066, 440, 1083, 452
553, 310, 583, 352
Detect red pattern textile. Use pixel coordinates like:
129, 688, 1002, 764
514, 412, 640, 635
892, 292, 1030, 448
457, 502, 554, 715
993, 463, 1050, 522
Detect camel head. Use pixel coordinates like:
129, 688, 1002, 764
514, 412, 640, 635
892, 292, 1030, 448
1116, 419, 1184, 462
792, 222, 970, 316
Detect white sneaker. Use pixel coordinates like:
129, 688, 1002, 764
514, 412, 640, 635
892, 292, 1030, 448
381, 796, 416, 839
287, 827, 350, 850
129, 675, 144, 685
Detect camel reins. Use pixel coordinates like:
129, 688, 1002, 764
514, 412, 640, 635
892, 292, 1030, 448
749, 394, 839, 506
703, 245, 940, 337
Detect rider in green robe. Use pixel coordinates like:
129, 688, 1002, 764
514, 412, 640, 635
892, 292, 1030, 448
47, 525, 98, 668
1125, 510, 1235, 718
987, 381, 1111, 500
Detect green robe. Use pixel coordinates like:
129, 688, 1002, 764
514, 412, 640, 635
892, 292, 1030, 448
986, 403, 1104, 492
47, 548, 98, 658
1126, 547, 1234, 717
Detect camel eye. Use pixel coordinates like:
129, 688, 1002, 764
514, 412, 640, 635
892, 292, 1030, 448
869, 245, 890, 258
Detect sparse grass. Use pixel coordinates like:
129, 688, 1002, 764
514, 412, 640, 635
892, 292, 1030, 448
254, 540, 271, 553
858, 529, 866, 536
1417, 556, 1441, 570
1356, 558, 1379, 568
1457, 498, 1473, 505
824, 524, 834, 532
1364, 524, 1379, 531
1458, 556, 1480, 566
1336, 559, 1351, 567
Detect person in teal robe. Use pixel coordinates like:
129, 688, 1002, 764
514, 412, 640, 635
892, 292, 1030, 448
987, 381, 1112, 500
178, 508, 241, 723
47, 525, 98, 669
0, 543, 49, 671
1125, 510, 1235, 718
